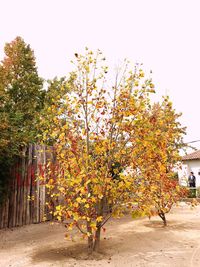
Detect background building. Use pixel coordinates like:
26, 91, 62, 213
178, 150, 200, 187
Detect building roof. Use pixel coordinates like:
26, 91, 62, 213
182, 150, 200, 161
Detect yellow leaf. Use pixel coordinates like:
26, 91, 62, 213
87, 232, 92, 237
96, 216, 103, 222
91, 197, 96, 203
73, 213, 79, 221
56, 205, 61, 211
76, 197, 82, 203
98, 194, 103, 199
57, 215, 62, 221
74, 202, 79, 208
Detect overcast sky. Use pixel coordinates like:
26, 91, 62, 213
0, 0, 200, 146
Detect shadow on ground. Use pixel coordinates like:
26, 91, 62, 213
144, 219, 199, 231
31, 241, 111, 264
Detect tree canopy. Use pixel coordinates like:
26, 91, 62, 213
40, 49, 186, 252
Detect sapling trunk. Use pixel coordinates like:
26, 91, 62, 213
158, 211, 167, 226
87, 236, 94, 254
93, 198, 104, 252
87, 223, 94, 254
87, 226, 101, 253
93, 225, 101, 252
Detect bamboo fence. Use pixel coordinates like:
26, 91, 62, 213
0, 144, 54, 229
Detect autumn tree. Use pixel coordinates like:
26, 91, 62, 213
41, 49, 156, 253
133, 97, 187, 226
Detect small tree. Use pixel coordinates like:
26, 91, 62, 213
134, 97, 187, 226
41, 49, 156, 253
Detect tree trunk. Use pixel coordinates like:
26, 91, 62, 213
87, 223, 93, 254
93, 225, 101, 252
158, 212, 167, 226
87, 235, 94, 254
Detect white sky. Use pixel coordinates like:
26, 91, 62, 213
0, 0, 200, 146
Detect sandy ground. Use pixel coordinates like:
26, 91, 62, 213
0, 203, 200, 267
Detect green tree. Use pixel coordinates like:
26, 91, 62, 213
38, 76, 71, 145
0, 36, 45, 200
0, 36, 44, 145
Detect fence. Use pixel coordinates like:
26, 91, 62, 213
0, 144, 54, 229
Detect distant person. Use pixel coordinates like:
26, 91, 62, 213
188, 172, 196, 188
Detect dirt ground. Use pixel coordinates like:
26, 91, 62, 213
0, 203, 200, 267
